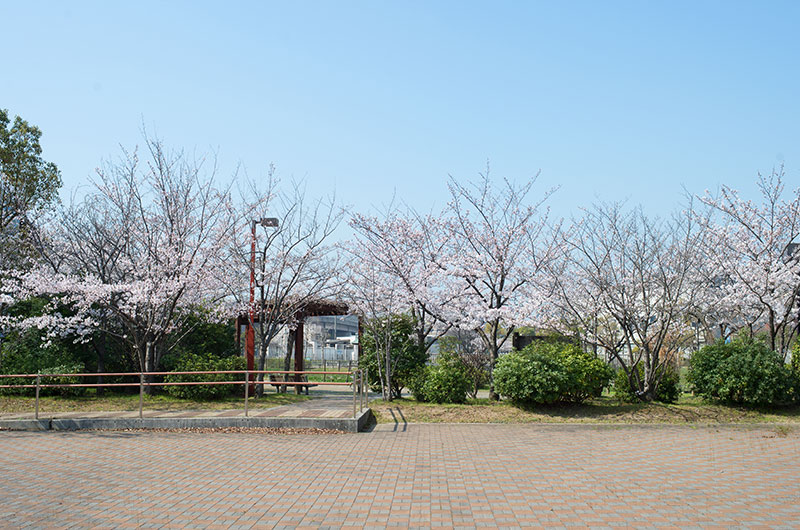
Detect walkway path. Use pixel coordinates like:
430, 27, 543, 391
1, 423, 798, 527
0, 391, 360, 422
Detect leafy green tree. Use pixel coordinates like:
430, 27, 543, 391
0, 323, 89, 397
0, 108, 61, 264
359, 313, 427, 399
0, 110, 62, 371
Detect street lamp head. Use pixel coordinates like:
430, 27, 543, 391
259, 217, 279, 228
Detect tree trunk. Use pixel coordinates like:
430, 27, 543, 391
488, 343, 500, 401
281, 330, 295, 393
384, 340, 392, 401
143, 341, 156, 395
374, 340, 386, 401
487, 318, 502, 401
94, 332, 107, 397
769, 311, 777, 353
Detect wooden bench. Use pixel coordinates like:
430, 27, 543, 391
268, 373, 318, 395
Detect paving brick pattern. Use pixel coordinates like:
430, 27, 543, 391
1, 424, 798, 528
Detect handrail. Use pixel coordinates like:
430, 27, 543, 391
0, 368, 367, 421
0, 370, 356, 379
0, 381, 354, 389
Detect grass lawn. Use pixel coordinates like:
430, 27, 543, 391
370, 394, 800, 425
0, 391, 310, 414
306, 374, 351, 383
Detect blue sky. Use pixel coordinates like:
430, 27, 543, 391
4, 1, 799, 228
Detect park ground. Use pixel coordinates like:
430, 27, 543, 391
5, 389, 800, 426
369, 394, 800, 425
1, 423, 799, 527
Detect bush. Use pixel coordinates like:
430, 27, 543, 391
688, 339, 795, 406
161, 310, 237, 371
494, 350, 566, 404
406, 368, 428, 402
612, 363, 681, 403
556, 344, 615, 403
38, 363, 87, 397
657, 365, 681, 403
435, 335, 490, 399
164, 352, 246, 400
410, 350, 471, 404
0, 329, 87, 396
494, 341, 612, 405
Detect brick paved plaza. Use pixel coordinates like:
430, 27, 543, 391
1, 423, 798, 528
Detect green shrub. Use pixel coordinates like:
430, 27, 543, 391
656, 365, 681, 403
555, 344, 615, 403
407, 367, 428, 402
164, 352, 246, 400
494, 350, 566, 404
0, 329, 87, 396
494, 341, 612, 405
408, 349, 472, 404
435, 335, 490, 399
613, 363, 681, 403
423, 365, 470, 404
688, 339, 795, 406
38, 363, 87, 397
161, 310, 237, 371
413, 350, 471, 404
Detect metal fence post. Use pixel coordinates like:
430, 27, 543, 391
35, 373, 41, 420
364, 367, 369, 408
352, 370, 357, 418
244, 369, 249, 417
139, 373, 144, 419
360, 370, 364, 412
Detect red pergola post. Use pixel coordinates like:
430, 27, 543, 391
294, 319, 304, 394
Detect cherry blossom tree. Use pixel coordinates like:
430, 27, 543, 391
349, 207, 456, 354
698, 167, 800, 356
548, 202, 703, 401
439, 170, 560, 400
6, 136, 238, 389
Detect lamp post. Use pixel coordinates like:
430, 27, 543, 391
246, 217, 279, 387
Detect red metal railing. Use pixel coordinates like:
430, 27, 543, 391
0, 369, 368, 420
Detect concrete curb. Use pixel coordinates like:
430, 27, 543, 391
0, 409, 374, 433
0, 419, 51, 431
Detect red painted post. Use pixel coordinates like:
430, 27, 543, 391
246, 220, 257, 389
294, 320, 304, 394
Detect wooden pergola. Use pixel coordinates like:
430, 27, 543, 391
235, 299, 354, 391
